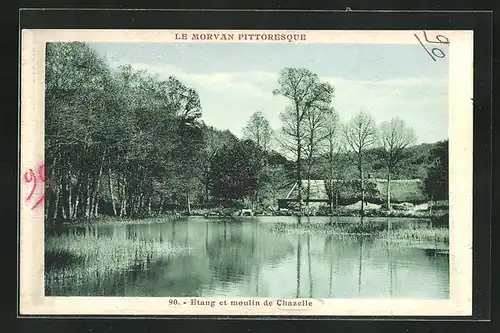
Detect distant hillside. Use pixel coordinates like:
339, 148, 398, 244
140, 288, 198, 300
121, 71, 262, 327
303, 141, 442, 181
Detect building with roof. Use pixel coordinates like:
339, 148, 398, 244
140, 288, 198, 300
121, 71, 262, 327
277, 179, 428, 210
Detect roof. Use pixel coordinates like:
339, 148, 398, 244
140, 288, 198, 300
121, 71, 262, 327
284, 179, 427, 203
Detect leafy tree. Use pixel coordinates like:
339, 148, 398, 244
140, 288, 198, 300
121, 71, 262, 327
198, 125, 239, 205
45, 42, 204, 222
425, 140, 448, 203
45, 42, 115, 222
209, 139, 261, 205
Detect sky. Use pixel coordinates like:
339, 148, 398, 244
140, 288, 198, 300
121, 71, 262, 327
88, 42, 449, 145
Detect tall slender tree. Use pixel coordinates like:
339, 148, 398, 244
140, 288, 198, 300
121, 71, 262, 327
273, 68, 334, 215
379, 117, 417, 210
321, 107, 341, 214
303, 104, 331, 207
343, 111, 378, 220
243, 111, 274, 209
243, 111, 274, 152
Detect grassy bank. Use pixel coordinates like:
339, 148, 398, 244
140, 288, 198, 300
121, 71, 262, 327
45, 233, 188, 294
267, 222, 449, 244
48, 214, 184, 227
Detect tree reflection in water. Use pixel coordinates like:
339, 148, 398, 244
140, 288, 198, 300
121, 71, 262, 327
358, 237, 363, 296
387, 240, 393, 298
46, 217, 449, 298
296, 233, 301, 298
205, 220, 295, 288
307, 234, 313, 298
205, 222, 247, 283
325, 234, 334, 298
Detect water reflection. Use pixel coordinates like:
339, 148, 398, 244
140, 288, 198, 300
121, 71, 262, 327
46, 216, 449, 298
296, 234, 301, 298
358, 237, 363, 295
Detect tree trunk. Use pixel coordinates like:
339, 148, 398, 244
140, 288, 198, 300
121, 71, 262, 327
296, 102, 303, 217
297, 157, 303, 216
92, 186, 100, 218
204, 168, 210, 204
44, 196, 50, 221
140, 192, 145, 214
120, 176, 127, 217
92, 160, 104, 218
359, 156, 365, 223
186, 191, 191, 215
158, 194, 164, 215
72, 173, 82, 219
429, 191, 434, 216
386, 170, 391, 210
61, 201, 67, 220
329, 179, 334, 215
60, 170, 68, 220
108, 167, 117, 216
254, 166, 260, 210
138, 192, 144, 216
52, 184, 60, 220
67, 171, 73, 219
306, 178, 311, 208
85, 175, 91, 219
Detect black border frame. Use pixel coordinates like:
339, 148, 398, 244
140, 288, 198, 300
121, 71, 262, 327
16, 8, 493, 332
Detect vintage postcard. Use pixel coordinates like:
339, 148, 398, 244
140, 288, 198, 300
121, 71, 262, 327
19, 29, 473, 316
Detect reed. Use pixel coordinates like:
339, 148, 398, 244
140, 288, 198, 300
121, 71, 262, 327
267, 222, 448, 244
45, 233, 187, 295
377, 227, 449, 244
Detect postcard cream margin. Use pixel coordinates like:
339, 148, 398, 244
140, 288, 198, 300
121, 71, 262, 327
19, 29, 473, 316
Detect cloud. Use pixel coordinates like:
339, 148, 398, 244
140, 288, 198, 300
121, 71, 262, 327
105, 58, 448, 144
321, 75, 448, 144
107, 59, 277, 98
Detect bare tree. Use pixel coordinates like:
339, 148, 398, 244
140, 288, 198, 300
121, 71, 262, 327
321, 107, 341, 215
343, 111, 378, 219
303, 104, 331, 207
379, 117, 417, 210
273, 68, 334, 215
243, 111, 274, 152
243, 111, 274, 208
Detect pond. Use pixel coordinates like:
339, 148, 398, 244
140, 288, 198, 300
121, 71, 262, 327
45, 216, 449, 299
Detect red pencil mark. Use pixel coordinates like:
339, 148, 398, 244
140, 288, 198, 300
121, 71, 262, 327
24, 168, 36, 202
23, 163, 55, 211
38, 163, 47, 182
31, 184, 56, 211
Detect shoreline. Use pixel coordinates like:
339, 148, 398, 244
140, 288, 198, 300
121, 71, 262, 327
47, 210, 448, 227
